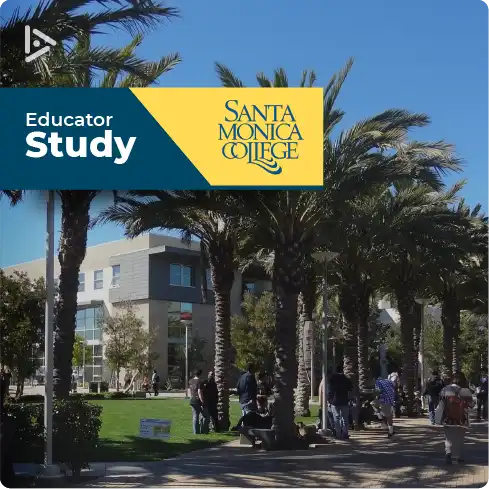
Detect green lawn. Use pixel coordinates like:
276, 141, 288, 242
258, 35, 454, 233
91, 399, 319, 462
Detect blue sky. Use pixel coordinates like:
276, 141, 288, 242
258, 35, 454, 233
0, 0, 487, 267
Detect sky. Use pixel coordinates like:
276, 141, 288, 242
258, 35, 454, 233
0, 0, 487, 267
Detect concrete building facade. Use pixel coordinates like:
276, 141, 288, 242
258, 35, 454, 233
3, 234, 271, 386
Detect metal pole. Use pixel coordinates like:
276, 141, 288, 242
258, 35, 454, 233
185, 325, 189, 399
44, 191, 55, 467
310, 321, 315, 399
321, 261, 329, 432
82, 341, 86, 389
420, 303, 426, 409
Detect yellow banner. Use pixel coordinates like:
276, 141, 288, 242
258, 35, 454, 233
131, 88, 324, 187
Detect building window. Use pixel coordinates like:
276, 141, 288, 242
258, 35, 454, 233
78, 272, 85, 292
168, 302, 192, 340
94, 270, 104, 290
75, 305, 104, 341
111, 265, 120, 288
244, 282, 256, 294
170, 264, 194, 287
206, 268, 213, 290
167, 344, 185, 369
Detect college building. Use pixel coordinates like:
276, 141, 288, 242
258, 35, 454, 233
3, 234, 271, 385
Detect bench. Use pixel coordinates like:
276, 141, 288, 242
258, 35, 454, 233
132, 391, 147, 399
238, 427, 276, 450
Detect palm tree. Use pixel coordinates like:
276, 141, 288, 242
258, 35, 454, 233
0, 191, 23, 205
433, 200, 488, 376
97, 191, 242, 430
1, 0, 179, 87
375, 182, 473, 413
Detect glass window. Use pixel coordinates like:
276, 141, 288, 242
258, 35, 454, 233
111, 265, 120, 287
168, 344, 184, 366
168, 326, 186, 338
168, 301, 181, 314
182, 266, 192, 287
93, 329, 102, 340
94, 270, 104, 290
85, 330, 94, 341
95, 306, 104, 319
78, 272, 85, 292
76, 309, 86, 320
93, 345, 103, 357
181, 303, 192, 313
245, 282, 256, 294
86, 307, 95, 319
170, 264, 182, 286
94, 357, 103, 366
85, 316, 95, 329
170, 264, 193, 287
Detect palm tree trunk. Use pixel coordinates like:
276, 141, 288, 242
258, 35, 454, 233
210, 257, 234, 432
339, 286, 358, 391
273, 284, 299, 447
357, 288, 372, 391
395, 288, 417, 416
53, 192, 93, 398
295, 293, 311, 416
441, 297, 456, 378
451, 306, 461, 374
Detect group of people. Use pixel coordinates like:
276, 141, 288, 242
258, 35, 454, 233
188, 370, 219, 434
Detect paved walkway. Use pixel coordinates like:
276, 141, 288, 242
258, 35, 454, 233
86, 417, 488, 488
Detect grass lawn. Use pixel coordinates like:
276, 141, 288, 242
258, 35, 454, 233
91, 398, 319, 462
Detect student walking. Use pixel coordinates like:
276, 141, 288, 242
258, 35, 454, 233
437, 371, 474, 465
424, 369, 444, 425
151, 369, 160, 396
375, 369, 396, 438
476, 369, 488, 421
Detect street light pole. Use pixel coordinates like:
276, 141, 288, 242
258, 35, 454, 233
415, 298, 430, 410
309, 319, 315, 400
42, 190, 59, 477
184, 322, 189, 399
313, 251, 338, 434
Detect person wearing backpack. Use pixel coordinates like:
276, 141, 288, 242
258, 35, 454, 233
438, 371, 474, 465
476, 369, 488, 421
424, 369, 444, 425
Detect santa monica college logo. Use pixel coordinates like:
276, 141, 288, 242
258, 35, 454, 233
218, 100, 303, 175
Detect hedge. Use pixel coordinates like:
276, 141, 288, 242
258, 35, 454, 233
4, 398, 103, 477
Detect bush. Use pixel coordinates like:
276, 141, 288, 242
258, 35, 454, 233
105, 391, 131, 399
11, 394, 45, 403
5, 398, 103, 477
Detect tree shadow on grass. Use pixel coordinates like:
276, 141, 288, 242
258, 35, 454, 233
94, 433, 237, 462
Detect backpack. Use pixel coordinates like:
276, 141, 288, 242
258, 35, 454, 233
154, 375, 160, 383
444, 389, 466, 425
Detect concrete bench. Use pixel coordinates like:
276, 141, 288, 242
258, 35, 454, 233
132, 391, 147, 399
238, 427, 276, 450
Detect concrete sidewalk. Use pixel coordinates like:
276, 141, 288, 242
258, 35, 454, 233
82, 417, 488, 488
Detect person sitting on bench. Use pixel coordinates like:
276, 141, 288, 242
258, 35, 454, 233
231, 404, 273, 431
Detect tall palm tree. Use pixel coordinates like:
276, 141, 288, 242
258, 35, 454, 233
0, 191, 23, 205
433, 200, 488, 376
375, 182, 473, 413
97, 191, 242, 430
1, 0, 179, 87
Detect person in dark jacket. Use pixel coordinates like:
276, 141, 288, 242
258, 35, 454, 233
204, 371, 219, 431
424, 369, 444, 425
328, 364, 353, 439
236, 363, 258, 415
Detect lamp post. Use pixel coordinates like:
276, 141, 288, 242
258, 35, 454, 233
415, 298, 430, 410
183, 320, 191, 399
313, 251, 339, 434
41, 190, 59, 478
309, 312, 317, 400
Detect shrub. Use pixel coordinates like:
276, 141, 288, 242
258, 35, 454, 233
5, 398, 103, 477
11, 394, 45, 403
105, 391, 131, 399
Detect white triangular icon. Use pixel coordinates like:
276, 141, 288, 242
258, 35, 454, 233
25, 25, 57, 63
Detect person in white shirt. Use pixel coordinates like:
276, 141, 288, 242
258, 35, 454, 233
388, 367, 401, 417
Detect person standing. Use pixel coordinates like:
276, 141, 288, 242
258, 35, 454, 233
388, 366, 401, 418
438, 371, 474, 465
151, 369, 160, 397
476, 369, 488, 421
188, 370, 209, 434
375, 370, 397, 438
424, 369, 444, 425
204, 371, 219, 432
328, 364, 353, 440
236, 363, 257, 415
